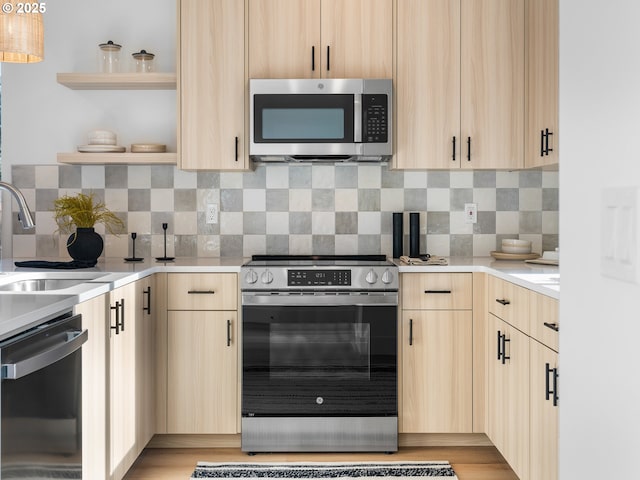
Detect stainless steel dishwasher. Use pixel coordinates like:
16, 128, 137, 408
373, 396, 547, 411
1, 312, 87, 479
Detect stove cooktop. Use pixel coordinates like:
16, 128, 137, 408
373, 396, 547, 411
245, 255, 393, 268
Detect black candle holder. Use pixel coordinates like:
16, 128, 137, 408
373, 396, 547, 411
155, 222, 175, 262
124, 232, 144, 262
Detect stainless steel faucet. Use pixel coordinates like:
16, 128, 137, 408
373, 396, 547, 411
0, 181, 36, 229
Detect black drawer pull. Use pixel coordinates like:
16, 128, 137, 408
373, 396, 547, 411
496, 298, 511, 306
545, 363, 559, 406
187, 290, 216, 295
543, 322, 559, 332
143, 286, 151, 315
424, 290, 452, 294
227, 319, 232, 347
311, 46, 315, 71
452, 136, 456, 162
409, 318, 413, 346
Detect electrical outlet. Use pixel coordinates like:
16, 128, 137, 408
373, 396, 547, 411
206, 203, 219, 224
464, 203, 477, 224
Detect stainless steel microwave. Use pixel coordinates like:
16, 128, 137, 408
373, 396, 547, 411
249, 78, 392, 162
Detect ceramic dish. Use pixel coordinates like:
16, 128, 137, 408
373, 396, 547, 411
131, 143, 167, 153
77, 145, 126, 153
490, 251, 540, 261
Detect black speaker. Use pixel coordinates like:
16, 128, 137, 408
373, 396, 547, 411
392, 212, 403, 258
409, 212, 420, 257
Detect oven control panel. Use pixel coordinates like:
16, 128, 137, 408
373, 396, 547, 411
288, 269, 351, 286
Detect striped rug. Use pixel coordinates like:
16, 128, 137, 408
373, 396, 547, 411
190, 462, 458, 480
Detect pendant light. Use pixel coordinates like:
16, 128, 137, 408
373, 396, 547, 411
0, 0, 44, 63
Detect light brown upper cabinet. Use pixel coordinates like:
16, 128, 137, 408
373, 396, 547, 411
395, 0, 525, 169
525, 0, 559, 168
248, 0, 393, 79
178, 0, 248, 170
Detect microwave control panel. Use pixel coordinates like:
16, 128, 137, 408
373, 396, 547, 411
362, 94, 388, 143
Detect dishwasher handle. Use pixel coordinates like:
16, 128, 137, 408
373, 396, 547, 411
1, 329, 88, 380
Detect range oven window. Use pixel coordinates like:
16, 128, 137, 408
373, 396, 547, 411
269, 322, 370, 379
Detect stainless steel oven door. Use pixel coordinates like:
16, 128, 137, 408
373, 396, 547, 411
242, 293, 397, 418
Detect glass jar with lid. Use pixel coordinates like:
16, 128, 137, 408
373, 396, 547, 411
132, 49, 155, 73
98, 40, 122, 73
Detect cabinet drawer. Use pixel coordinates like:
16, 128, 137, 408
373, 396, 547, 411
529, 291, 559, 352
167, 273, 237, 310
488, 276, 530, 334
401, 273, 472, 310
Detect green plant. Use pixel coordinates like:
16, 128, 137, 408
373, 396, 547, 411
53, 192, 124, 234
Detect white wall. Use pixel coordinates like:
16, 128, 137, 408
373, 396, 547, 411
1, 0, 176, 254
559, 0, 640, 478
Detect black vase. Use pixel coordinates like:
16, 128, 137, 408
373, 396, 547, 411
67, 227, 104, 262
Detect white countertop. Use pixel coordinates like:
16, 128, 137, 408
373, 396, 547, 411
0, 256, 558, 341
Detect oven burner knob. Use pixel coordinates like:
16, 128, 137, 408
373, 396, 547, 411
316, 397, 324, 405
245, 269, 258, 284
365, 269, 378, 284
381, 269, 394, 284
261, 269, 274, 284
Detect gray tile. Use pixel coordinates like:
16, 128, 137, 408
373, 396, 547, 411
519, 212, 542, 234
128, 189, 151, 212
381, 165, 405, 188
36, 234, 60, 257
175, 235, 197, 257
312, 189, 335, 211
243, 212, 266, 234
150, 213, 175, 234
380, 211, 394, 234
473, 171, 496, 188
519, 170, 542, 187
197, 171, 220, 189
289, 212, 312, 234
220, 235, 243, 257
450, 234, 473, 256
244, 165, 267, 188
496, 188, 519, 211
104, 165, 127, 188
542, 234, 559, 252
312, 235, 335, 255
59, 165, 82, 188
289, 165, 312, 188
197, 212, 220, 235
174, 189, 197, 211
358, 189, 380, 211
404, 189, 428, 211
111, 212, 128, 233
335, 165, 358, 188
266, 235, 289, 255
542, 188, 559, 211
474, 211, 496, 234
266, 189, 289, 211
358, 235, 381, 254
220, 189, 243, 212
35, 189, 59, 212
151, 166, 175, 188
427, 211, 450, 234
11, 165, 36, 188
450, 188, 473, 211
335, 212, 358, 234
427, 171, 450, 188
82, 189, 105, 203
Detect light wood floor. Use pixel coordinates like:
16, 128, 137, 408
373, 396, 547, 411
123, 447, 518, 480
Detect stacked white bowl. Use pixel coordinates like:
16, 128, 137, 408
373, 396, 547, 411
501, 239, 532, 254
88, 129, 117, 146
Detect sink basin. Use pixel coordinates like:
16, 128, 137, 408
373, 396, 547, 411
0, 278, 103, 292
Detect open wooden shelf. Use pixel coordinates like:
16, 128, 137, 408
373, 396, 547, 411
57, 152, 177, 165
57, 72, 176, 90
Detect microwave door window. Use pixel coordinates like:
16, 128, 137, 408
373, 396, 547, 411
263, 108, 344, 141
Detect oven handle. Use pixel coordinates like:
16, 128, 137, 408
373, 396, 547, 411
242, 292, 398, 306
1, 329, 88, 380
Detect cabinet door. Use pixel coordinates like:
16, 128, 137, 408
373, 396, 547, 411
525, 0, 558, 168
401, 310, 472, 433
248, 0, 321, 78
321, 0, 393, 78
179, 0, 246, 170
530, 340, 558, 480
167, 311, 238, 433
109, 283, 138, 480
395, 0, 460, 169
487, 315, 530, 480
135, 277, 155, 453
461, 0, 525, 169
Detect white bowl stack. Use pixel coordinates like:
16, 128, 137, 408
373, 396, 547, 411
77, 130, 125, 153
501, 239, 532, 254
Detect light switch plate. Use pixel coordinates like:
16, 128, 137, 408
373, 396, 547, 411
601, 187, 638, 283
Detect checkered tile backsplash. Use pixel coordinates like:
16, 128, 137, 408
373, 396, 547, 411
9, 164, 559, 259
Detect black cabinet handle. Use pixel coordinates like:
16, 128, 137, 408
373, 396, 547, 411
496, 298, 511, 306
227, 319, 232, 347
540, 129, 545, 157
311, 46, 315, 71
543, 322, 559, 332
497, 330, 503, 361
110, 301, 121, 335
467, 137, 471, 161
326, 45, 330, 71
143, 286, 151, 315
424, 290, 452, 294
409, 318, 413, 346
187, 290, 216, 295
545, 363, 559, 406
234, 136, 239, 162
501, 334, 510, 364
452, 136, 456, 162
120, 298, 125, 332
545, 128, 554, 155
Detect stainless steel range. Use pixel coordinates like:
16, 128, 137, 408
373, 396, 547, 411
240, 255, 398, 453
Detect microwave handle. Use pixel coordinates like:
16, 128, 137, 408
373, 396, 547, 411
354, 94, 362, 143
